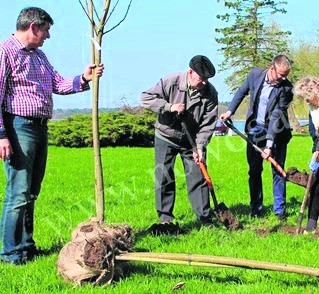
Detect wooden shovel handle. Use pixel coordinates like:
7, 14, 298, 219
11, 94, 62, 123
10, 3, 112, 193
296, 170, 315, 234
198, 161, 213, 190
225, 119, 287, 178
267, 156, 287, 178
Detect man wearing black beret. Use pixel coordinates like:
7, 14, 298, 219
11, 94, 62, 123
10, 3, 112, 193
141, 55, 218, 233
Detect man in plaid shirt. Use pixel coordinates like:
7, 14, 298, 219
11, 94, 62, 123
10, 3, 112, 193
0, 7, 104, 264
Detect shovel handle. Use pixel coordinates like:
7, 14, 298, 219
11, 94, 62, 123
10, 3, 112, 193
225, 119, 287, 178
266, 156, 287, 178
296, 170, 315, 234
181, 120, 214, 189
198, 161, 219, 209
253, 145, 287, 178
181, 119, 219, 208
198, 161, 213, 190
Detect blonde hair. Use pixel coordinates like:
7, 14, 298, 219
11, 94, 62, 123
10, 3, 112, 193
294, 76, 319, 99
295, 76, 319, 129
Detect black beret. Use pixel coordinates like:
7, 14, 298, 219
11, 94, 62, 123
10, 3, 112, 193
189, 55, 215, 78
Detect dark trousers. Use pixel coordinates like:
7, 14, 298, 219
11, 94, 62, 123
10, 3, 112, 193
308, 175, 319, 220
246, 138, 287, 215
154, 136, 210, 222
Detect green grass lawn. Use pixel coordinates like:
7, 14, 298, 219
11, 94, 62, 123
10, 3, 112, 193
0, 135, 318, 293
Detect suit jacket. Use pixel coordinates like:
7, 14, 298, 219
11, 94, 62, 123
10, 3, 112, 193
228, 67, 293, 144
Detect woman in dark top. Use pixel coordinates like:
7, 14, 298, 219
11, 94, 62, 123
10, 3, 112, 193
294, 76, 319, 233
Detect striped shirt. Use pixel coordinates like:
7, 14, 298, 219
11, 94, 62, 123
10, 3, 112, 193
0, 35, 89, 135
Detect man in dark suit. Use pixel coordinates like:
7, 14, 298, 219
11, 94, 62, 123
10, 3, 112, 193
220, 55, 293, 220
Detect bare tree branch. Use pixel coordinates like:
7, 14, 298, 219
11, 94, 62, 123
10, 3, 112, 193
104, 0, 132, 35
97, 0, 111, 35
79, 0, 98, 35
91, 0, 101, 23
105, 0, 120, 24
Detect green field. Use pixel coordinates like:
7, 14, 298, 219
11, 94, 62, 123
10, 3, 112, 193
0, 135, 318, 293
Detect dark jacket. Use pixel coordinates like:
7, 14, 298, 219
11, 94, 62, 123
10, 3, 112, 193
228, 67, 293, 144
309, 114, 319, 152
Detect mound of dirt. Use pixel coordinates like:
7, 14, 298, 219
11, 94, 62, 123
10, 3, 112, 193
286, 167, 309, 187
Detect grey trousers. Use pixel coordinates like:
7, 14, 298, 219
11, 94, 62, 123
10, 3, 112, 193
154, 136, 211, 222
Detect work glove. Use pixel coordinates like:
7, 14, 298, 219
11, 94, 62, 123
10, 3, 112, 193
309, 158, 319, 173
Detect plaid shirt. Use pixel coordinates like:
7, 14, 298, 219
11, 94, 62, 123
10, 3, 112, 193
0, 35, 89, 137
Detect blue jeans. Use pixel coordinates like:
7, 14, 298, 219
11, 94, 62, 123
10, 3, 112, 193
0, 115, 48, 262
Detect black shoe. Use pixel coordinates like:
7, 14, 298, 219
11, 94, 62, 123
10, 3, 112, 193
25, 246, 43, 260
199, 217, 214, 228
276, 213, 287, 222
305, 218, 317, 231
250, 210, 263, 218
147, 222, 180, 236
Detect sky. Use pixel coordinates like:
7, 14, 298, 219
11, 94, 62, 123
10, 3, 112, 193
0, 0, 318, 109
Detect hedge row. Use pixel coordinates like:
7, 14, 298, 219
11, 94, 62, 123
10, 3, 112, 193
48, 110, 156, 147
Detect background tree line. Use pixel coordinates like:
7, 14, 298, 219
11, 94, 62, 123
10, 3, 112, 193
48, 99, 310, 148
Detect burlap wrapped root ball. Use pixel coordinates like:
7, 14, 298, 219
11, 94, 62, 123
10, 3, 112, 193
57, 218, 134, 286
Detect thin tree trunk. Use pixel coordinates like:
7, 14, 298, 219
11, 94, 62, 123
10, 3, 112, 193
82, 0, 131, 223
89, 0, 105, 222
92, 33, 104, 223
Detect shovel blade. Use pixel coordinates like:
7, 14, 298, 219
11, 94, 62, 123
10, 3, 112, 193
214, 202, 242, 230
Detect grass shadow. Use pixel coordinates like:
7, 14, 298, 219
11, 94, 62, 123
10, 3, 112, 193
133, 196, 305, 241
133, 226, 186, 245
35, 242, 64, 258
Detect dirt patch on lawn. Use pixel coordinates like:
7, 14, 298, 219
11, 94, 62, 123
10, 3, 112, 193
255, 225, 319, 237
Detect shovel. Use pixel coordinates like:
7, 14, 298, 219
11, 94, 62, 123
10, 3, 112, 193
181, 120, 241, 230
295, 153, 319, 234
223, 119, 287, 178
296, 170, 316, 234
